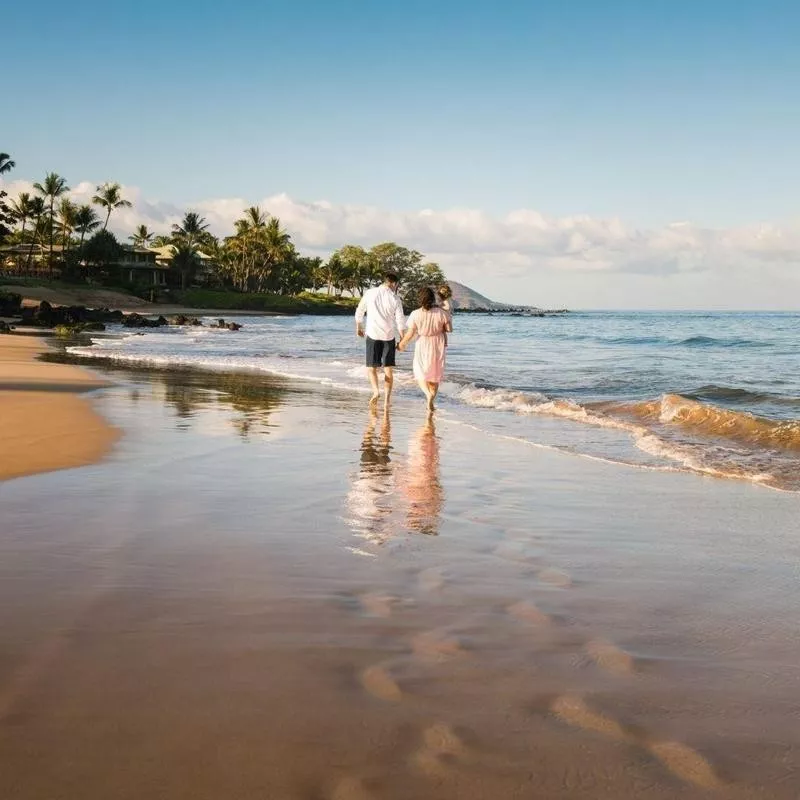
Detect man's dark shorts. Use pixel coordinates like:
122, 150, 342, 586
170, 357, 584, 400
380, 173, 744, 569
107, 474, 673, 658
365, 336, 396, 368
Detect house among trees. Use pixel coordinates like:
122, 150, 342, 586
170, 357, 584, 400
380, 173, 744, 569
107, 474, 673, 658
118, 245, 169, 287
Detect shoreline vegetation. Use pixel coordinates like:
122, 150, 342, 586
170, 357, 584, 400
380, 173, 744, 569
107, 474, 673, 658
0, 154, 449, 315
0, 153, 565, 318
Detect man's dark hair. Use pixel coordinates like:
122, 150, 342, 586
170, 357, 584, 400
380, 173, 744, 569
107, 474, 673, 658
383, 272, 399, 284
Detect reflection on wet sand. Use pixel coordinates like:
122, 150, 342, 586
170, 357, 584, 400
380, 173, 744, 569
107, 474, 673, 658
345, 411, 446, 548
404, 417, 444, 536
345, 407, 397, 547
49, 349, 288, 438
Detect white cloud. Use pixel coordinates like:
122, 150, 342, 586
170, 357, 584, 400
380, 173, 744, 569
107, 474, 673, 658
3, 177, 799, 308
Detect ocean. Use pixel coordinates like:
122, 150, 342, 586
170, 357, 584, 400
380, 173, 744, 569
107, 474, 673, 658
68, 310, 800, 491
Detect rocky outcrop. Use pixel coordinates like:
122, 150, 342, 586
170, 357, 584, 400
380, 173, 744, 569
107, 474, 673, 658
170, 314, 203, 326
0, 291, 22, 317
54, 322, 107, 336
19, 301, 125, 327
122, 313, 168, 328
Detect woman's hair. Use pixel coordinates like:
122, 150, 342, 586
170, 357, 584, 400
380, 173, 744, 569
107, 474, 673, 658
437, 284, 452, 300
419, 286, 436, 310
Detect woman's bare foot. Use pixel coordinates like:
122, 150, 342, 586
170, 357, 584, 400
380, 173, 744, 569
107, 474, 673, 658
426, 395, 435, 412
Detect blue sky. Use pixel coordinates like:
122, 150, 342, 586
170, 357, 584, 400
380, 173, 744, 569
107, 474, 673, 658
4, 0, 800, 307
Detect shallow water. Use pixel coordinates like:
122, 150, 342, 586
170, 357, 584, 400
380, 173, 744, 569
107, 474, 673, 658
67, 310, 800, 489
2, 366, 800, 798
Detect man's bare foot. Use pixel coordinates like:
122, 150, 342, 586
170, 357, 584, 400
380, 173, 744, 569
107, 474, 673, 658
370, 393, 380, 405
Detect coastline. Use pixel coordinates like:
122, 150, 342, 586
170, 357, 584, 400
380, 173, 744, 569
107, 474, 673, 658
0, 336, 119, 481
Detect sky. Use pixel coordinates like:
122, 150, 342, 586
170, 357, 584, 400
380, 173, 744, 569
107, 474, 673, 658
3, 0, 800, 309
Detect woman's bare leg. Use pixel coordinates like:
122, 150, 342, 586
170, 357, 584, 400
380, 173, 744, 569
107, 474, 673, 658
416, 375, 431, 404
427, 382, 439, 411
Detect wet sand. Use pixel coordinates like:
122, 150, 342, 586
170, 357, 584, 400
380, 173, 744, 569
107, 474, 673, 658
0, 337, 119, 481
2, 362, 800, 798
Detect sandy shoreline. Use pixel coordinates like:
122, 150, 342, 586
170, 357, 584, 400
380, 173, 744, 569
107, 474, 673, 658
2, 358, 800, 798
0, 336, 119, 481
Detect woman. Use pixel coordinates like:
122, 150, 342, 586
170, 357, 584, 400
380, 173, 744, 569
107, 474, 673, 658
398, 287, 452, 412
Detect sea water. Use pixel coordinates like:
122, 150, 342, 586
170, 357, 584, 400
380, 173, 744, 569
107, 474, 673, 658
68, 310, 800, 491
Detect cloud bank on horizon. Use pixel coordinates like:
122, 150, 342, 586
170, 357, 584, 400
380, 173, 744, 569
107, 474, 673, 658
4, 178, 799, 310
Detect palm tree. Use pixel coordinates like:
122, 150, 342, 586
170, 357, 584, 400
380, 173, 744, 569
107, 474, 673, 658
92, 182, 131, 231
10, 192, 33, 240
74, 205, 101, 265
129, 224, 154, 248
0, 153, 15, 175
25, 196, 47, 272
57, 198, 79, 258
170, 240, 200, 291
171, 211, 209, 248
32, 172, 70, 271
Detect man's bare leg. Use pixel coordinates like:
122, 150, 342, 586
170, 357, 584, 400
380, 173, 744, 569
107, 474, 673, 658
367, 368, 380, 403
383, 367, 394, 404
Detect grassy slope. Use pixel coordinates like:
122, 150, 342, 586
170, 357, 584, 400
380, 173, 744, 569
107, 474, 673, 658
176, 290, 359, 315
0, 278, 359, 315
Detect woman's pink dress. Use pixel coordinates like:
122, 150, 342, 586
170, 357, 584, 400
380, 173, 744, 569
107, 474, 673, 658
409, 307, 448, 383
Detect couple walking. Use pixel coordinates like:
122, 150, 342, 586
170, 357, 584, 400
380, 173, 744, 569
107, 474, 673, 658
355, 273, 452, 412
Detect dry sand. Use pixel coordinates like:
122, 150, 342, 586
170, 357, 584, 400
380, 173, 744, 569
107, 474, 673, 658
0, 336, 118, 481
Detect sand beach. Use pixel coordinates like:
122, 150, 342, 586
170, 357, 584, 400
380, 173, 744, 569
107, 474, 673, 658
1, 338, 800, 799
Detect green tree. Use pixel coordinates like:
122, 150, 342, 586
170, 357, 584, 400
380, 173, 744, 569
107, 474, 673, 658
7, 193, 33, 257
24, 196, 47, 271
92, 182, 131, 231
10, 193, 34, 238
129, 224, 154, 248
32, 172, 69, 271
0, 154, 15, 242
83, 229, 122, 277
171, 212, 210, 289
57, 198, 79, 258
75, 205, 101, 265
170, 241, 200, 291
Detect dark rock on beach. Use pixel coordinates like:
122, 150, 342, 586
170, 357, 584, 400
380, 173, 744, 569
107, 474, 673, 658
0, 291, 22, 316
123, 313, 168, 328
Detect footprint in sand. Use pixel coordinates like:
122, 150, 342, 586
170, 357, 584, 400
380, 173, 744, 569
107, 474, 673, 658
648, 740, 722, 790
360, 664, 402, 702
492, 540, 541, 564
411, 723, 468, 779
551, 695, 723, 790
550, 694, 629, 742
585, 639, 635, 675
417, 567, 445, 593
357, 592, 396, 618
536, 567, 572, 589
506, 600, 551, 627
411, 629, 465, 662
331, 776, 375, 800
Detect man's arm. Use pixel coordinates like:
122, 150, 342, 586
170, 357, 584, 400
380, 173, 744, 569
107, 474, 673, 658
394, 294, 406, 339
355, 293, 368, 337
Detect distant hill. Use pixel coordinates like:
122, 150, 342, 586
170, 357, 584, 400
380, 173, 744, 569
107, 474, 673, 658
447, 281, 536, 312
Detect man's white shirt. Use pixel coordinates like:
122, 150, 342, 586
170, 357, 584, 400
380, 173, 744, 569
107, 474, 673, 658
355, 285, 406, 341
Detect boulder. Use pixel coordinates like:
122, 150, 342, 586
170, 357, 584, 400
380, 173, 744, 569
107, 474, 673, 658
0, 291, 22, 316
123, 313, 168, 329
0, 320, 13, 334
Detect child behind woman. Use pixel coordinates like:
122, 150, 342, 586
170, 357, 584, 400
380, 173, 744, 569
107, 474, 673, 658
437, 285, 453, 346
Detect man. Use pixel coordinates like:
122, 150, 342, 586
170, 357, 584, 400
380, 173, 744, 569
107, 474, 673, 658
355, 272, 406, 404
